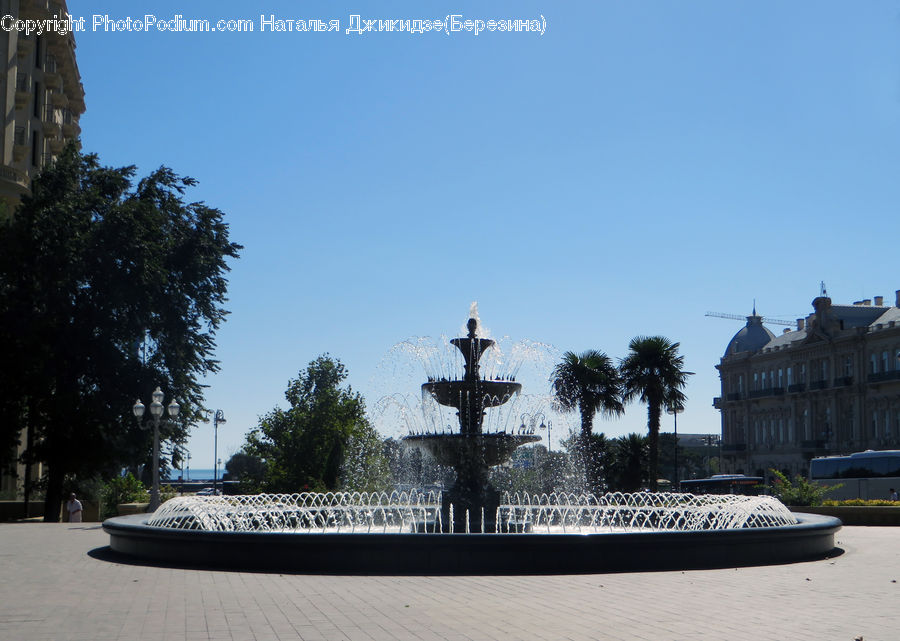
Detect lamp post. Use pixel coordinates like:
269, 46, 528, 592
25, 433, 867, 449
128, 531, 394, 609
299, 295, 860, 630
133, 387, 180, 512
213, 409, 226, 495
666, 404, 684, 489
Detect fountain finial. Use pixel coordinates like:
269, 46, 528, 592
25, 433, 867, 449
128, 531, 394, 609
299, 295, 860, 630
467, 318, 477, 338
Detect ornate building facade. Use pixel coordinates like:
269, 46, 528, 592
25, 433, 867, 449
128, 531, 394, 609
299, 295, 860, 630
0, 0, 84, 217
715, 292, 900, 479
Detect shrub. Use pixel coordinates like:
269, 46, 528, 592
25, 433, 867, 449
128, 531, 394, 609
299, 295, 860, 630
100, 474, 149, 519
768, 469, 842, 507
822, 499, 900, 507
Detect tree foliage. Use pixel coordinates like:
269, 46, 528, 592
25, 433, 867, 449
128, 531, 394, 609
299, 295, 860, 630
550, 350, 623, 492
244, 355, 390, 493
620, 336, 690, 492
0, 145, 241, 520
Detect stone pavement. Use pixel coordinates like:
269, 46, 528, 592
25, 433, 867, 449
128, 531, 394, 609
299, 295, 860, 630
0, 522, 898, 641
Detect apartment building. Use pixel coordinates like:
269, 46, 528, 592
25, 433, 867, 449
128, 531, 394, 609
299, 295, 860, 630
0, 0, 84, 217
0, 0, 84, 499
715, 292, 900, 479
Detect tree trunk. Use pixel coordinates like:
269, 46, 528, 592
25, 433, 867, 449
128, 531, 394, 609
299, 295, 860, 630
647, 398, 662, 492
43, 456, 64, 523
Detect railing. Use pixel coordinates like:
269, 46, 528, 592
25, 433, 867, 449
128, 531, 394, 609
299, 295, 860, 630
15, 73, 28, 92
868, 371, 900, 384
14, 126, 26, 146
809, 380, 828, 390
726, 392, 742, 401
787, 383, 806, 393
833, 376, 853, 387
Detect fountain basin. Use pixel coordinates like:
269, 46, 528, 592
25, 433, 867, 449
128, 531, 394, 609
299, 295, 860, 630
103, 511, 841, 573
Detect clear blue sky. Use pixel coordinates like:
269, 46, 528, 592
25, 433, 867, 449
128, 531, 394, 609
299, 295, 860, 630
70, 1, 900, 469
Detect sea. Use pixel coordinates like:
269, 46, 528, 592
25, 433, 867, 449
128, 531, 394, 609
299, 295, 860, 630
166, 468, 217, 482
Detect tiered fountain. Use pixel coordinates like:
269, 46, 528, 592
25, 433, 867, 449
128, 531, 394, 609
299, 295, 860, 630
404, 318, 539, 532
103, 313, 842, 573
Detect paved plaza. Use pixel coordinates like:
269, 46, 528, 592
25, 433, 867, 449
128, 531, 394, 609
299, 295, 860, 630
0, 522, 898, 641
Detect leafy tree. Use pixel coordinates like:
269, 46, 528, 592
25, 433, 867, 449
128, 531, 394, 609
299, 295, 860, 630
244, 355, 389, 493
0, 145, 241, 520
223, 450, 267, 491
607, 433, 648, 492
550, 350, 624, 492
620, 336, 690, 492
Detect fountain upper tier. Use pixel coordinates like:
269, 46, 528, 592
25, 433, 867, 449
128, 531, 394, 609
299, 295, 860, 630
420, 317, 522, 431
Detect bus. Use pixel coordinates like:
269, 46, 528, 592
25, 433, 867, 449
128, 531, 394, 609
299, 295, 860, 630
678, 474, 763, 495
808, 450, 900, 500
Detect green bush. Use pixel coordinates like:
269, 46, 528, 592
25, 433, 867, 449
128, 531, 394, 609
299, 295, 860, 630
768, 469, 842, 507
100, 474, 149, 519
822, 499, 900, 507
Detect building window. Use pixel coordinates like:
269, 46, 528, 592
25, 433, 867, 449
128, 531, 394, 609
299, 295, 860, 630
844, 357, 852, 377
738, 374, 743, 394
753, 372, 758, 390
883, 351, 890, 373
31, 131, 38, 166
821, 360, 829, 381
800, 364, 806, 383
33, 81, 40, 118
787, 367, 793, 386
777, 368, 783, 387
885, 411, 891, 440
778, 419, 784, 443
803, 409, 810, 440
761, 371, 767, 389
871, 353, 878, 374
874, 412, 880, 439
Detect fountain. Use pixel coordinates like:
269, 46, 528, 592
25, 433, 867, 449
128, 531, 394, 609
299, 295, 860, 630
403, 318, 539, 532
102, 314, 842, 573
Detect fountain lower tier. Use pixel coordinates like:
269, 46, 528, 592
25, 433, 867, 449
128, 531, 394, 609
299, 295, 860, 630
404, 433, 539, 532
403, 433, 539, 468
421, 380, 522, 409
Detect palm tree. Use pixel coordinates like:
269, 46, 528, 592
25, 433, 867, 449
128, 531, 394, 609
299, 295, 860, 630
551, 350, 624, 491
619, 336, 690, 492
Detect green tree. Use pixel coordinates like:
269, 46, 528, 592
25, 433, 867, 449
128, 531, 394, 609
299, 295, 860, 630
608, 433, 648, 493
0, 145, 241, 520
223, 450, 267, 491
620, 336, 691, 492
244, 355, 389, 493
550, 350, 624, 492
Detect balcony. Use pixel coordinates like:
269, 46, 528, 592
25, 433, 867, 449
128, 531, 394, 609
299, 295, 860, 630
801, 440, 828, 453
726, 392, 742, 401
808, 380, 828, 391
13, 127, 28, 162
748, 387, 784, 399
61, 109, 79, 138
787, 383, 806, 393
41, 105, 61, 136
721, 443, 746, 454
16, 34, 34, 58
832, 376, 853, 387
15, 74, 30, 110
712, 397, 721, 409
867, 370, 900, 384
43, 58, 62, 90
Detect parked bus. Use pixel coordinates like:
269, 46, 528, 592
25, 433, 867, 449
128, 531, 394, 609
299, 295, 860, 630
808, 450, 900, 500
678, 474, 763, 495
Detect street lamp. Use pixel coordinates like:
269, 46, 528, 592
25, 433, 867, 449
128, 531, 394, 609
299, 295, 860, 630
666, 404, 684, 488
213, 409, 226, 495
133, 387, 180, 512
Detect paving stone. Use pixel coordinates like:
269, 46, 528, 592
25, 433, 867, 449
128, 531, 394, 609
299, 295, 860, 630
1, 522, 899, 640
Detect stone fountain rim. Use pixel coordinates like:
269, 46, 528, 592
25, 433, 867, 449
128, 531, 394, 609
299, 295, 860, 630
102, 512, 841, 574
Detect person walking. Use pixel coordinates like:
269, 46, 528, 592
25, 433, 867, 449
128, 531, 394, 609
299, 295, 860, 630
66, 493, 83, 523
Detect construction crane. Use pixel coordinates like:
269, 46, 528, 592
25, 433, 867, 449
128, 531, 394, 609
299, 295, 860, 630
705, 311, 794, 327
